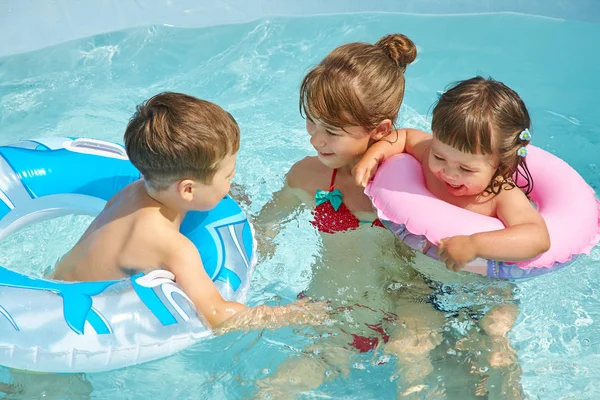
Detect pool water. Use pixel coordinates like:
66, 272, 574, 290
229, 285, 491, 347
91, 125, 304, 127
1, 12, 600, 399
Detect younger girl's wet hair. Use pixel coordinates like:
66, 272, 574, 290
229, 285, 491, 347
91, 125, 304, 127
300, 33, 417, 131
432, 76, 533, 195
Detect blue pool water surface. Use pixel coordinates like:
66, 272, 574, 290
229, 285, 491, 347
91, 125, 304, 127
0, 12, 600, 399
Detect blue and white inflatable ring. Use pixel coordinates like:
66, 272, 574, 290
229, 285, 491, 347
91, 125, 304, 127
0, 137, 256, 373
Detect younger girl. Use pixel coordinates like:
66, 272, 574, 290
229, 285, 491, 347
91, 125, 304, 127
351, 77, 546, 398
354, 76, 551, 271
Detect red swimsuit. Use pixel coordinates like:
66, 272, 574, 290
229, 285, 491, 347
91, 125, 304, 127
311, 168, 384, 233
307, 169, 387, 352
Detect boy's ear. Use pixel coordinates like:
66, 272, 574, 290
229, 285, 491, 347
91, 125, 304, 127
371, 119, 392, 141
177, 179, 195, 202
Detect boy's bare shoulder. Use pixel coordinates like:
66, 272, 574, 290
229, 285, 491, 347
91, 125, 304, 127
137, 207, 180, 236
161, 231, 204, 275
130, 212, 201, 275
123, 207, 181, 254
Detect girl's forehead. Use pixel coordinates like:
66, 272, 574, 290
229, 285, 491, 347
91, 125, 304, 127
431, 138, 496, 165
313, 117, 338, 130
312, 116, 368, 136
309, 111, 349, 127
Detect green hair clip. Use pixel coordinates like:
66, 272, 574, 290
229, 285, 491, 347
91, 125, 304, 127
519, 128, 532, 141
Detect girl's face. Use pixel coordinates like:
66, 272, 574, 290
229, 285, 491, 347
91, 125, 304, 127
306, 116, 372, 169
428, 138, 498, 197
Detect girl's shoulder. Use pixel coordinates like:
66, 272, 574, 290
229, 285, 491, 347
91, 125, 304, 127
286, 156, 329, 189
405, 129, 433, 164
479, 183, 531, 220
494, 183, 531, 208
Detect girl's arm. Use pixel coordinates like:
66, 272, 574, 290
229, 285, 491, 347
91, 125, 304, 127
353, 129, 431, 187
253, 163, 307, 260
438, 189, 551, 271
476, 189, 550, 260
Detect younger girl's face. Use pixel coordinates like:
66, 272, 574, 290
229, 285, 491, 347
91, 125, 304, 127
428, 138, 498, 197
306, 116, 372, 169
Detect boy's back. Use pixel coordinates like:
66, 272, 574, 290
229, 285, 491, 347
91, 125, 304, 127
53, 180, 180, 282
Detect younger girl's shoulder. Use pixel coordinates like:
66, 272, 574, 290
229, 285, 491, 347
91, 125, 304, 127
495, 182, 530, 202
493, 184, 535, 216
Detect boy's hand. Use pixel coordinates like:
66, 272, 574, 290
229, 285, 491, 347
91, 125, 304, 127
352, 152, 385, 187
437, 235, 478, 272
214, 297, 330, 334
282, 297, 330, 326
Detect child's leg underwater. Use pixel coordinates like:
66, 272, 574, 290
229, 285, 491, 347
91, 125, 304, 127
454, 285, 524, 399
383, 302, 445, 397
5, 370, 93, 400
479, 302, 523, 399
254, 330, 356, 399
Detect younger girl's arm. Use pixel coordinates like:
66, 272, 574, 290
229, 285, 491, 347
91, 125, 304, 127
475, 188, 551, 260
353, 129, 431, 187
437, 188, 551, 271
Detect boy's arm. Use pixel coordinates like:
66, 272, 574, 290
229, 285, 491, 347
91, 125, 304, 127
168, 236, 328, 331
167, 237, 247, 329
353, 129, 431, 187
214, 297, 328, 333
437, 189, 551, 271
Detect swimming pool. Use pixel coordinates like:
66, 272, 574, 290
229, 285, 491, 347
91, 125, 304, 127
1, 10, 600, 400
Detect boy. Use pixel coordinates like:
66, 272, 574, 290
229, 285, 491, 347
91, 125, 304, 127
54, 92, 325, 330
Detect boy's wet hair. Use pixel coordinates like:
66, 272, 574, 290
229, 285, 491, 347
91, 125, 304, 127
124, 92, 240, 190
432, 76, 533, 195
300, 33, 417, 131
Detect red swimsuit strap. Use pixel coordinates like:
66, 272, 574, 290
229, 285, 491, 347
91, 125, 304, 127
328, 168, 338, 191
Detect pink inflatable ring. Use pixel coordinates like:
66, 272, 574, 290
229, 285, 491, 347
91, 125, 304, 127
365, 145, 600, 279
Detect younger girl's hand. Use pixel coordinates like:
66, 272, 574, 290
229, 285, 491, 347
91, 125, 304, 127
437, 235, 478, 272
352, 152, 385, 187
